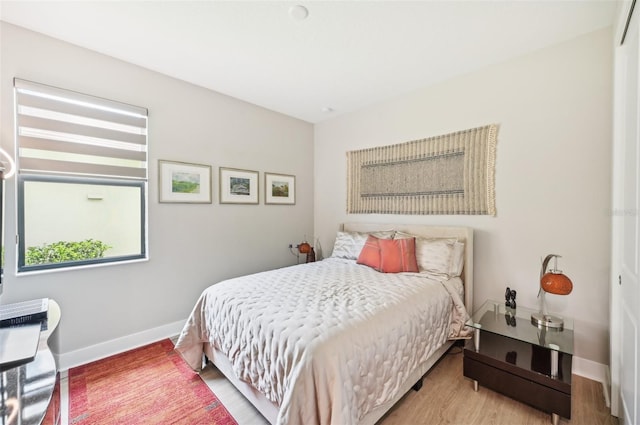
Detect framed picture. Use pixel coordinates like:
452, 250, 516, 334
158, 160, 212, 203
265, 172, 295, 205
219, 167, 259, 204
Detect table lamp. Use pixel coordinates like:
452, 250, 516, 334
298, 241, 311, 254
531, 254, 573, 330
297, 239, 315, 263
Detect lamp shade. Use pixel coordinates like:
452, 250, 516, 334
533, 254, 573, 329
298, 242, 311, 254
540, 271, 573, 295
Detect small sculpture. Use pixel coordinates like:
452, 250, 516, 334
505, 287, 517, 309
306, 247, 316, 263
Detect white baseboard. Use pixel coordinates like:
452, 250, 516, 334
56, 319, 185, 371
573, 355, 611, 408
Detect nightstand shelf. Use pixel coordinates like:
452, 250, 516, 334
463, 300, 573, 425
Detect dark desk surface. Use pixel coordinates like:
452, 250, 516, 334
0, 299, 60, 425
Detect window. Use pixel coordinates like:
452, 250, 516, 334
14, 79, 148, 273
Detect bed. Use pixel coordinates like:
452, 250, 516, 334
175, 223, 474, 425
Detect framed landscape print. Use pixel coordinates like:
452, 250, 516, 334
158, 160, 212, 203
265, 172, 295, 205
219, 167, 259, 204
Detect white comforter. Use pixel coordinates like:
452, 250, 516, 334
175, 258, 469, 425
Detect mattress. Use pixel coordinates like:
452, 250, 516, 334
175, 257, 470, 425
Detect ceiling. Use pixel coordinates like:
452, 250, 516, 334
0, 1, 618, 123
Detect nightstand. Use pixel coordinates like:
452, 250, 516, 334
463, 299, 573, 425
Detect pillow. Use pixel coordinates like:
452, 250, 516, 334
378, 237, 419, 273
394, 231, 457, 276
330, 231, 368, 259
356, 235, 382, 271
449, 241, 465, 277
330, 230, 394, 260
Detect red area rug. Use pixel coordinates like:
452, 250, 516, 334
69, 339, 238, 425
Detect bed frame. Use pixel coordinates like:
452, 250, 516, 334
204, 223, 474, 425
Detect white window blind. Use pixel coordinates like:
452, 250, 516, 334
14, 78, 148, 180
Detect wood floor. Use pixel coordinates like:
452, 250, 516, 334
200, 346, 618, 425
378, 347, 617, 425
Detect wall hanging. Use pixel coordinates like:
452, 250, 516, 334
347, 124, 498, 215
265, 172, 296, 205
219, 167, 259, 204
159, 160, 212, 204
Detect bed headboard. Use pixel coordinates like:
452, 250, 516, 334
342, 223, 474, 314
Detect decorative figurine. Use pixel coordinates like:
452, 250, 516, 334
505, 287, 517, 309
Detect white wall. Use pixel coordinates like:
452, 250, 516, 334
0, 22, 314, 365
0, 21, 614, 372
314, 28, 613, 367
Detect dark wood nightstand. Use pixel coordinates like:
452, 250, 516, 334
463, 300, 573, 425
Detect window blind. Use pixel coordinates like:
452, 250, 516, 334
14, 78, 148, 180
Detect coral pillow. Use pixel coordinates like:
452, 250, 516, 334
356, 235, 382, 271
378, 238, 419, 273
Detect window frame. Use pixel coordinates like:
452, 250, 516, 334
17, 174, 148, 273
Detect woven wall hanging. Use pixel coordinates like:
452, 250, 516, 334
347, 124, 498, 215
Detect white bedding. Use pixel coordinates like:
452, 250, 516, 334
175, 257, 470, 425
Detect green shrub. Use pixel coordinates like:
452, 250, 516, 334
26, 239, 111, 265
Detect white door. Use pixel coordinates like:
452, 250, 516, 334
615, 4, 640, 424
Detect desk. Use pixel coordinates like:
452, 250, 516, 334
0, 299, 60, 425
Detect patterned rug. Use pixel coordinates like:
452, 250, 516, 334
69, 339, 238, 425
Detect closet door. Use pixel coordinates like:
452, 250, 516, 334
613, 2, 640, 423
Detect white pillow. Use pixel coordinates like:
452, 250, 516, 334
330, 230, 394, 260
449, 241, 465, 278
395, 231, 459, 276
